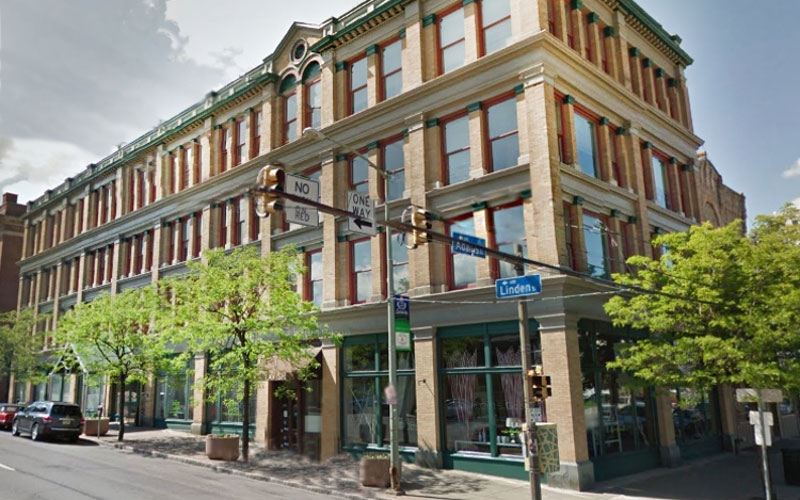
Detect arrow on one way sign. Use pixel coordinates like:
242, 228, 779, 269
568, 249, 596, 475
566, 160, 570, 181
347, 191, 377, 236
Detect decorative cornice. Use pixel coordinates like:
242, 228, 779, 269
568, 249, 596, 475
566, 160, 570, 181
425, 118, 440, 128
466, 101, 482, 113
422, 14, 437, 27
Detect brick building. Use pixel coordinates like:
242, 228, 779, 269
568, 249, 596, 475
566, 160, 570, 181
10, 0, 750, 488
0, 192, 26, 401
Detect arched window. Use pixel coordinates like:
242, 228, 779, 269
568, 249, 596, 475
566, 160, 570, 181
303, 62, 322, 129
280, 75, 298, 144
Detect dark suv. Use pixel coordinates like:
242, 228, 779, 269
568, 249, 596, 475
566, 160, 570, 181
11, 402, 84, 442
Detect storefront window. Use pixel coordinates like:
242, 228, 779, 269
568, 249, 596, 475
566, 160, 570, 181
342, 334, 417, 449
14, 380, 27, 404
579, 322, 657, 459
156, 369, 193, 421
51, 373, 65, 402
449, 216, 477, 288
671, 388, 716, 442
84, 376, 105, 417
34, 381, 47, 401
439, 322, 539, 458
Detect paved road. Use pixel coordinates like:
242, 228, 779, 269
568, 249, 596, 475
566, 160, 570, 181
0, 430, 338, 500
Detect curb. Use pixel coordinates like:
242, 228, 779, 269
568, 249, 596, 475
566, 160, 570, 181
92, 438, 376, 500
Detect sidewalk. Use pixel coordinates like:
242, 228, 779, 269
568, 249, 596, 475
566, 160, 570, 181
87, 427, 800, 500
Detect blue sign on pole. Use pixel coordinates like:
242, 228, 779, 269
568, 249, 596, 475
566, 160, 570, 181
393, 295, 410, 319
495, 274, 542, 299
451, 232, 486, 258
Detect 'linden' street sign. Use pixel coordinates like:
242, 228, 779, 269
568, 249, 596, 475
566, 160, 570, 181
496, 274, 542, 299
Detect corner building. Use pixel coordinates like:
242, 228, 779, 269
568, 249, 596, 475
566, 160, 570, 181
12, 0, 752, 488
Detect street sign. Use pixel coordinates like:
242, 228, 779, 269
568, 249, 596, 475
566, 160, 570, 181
451, 232, 486, 258
285, 173, 319, 227
736, 389, 784, 404
347, 191, 377, 236
394, 295, 411, 352
495, 274, 542, 299
749, 411, 774, 446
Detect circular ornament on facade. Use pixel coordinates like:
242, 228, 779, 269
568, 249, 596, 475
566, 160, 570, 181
291, 40, 308, 63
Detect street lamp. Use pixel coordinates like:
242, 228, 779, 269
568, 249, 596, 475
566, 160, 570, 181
302, 127, 403, 493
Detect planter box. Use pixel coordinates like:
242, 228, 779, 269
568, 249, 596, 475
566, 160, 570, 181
83, 418, 110, 436
360, 457, 391, 488
205, 435, 240, 461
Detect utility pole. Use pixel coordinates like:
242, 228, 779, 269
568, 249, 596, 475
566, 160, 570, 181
515, 244, 541, 500
756, 389, 774, 500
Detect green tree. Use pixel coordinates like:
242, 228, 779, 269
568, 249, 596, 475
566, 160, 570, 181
604, 204, 800, 393
55, 287, 173, 441
0, 308, 45, 400
164, 246, 330, 462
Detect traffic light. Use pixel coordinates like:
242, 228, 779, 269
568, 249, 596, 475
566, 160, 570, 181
528, 366, 552, 402
255, 165, 285, 217
411, 207, 432, 247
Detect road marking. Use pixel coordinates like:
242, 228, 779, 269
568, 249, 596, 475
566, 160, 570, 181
0, 463, 15, 471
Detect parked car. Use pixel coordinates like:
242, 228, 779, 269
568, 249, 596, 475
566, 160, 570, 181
11, 401, 84, 442
0, 404, 24, 430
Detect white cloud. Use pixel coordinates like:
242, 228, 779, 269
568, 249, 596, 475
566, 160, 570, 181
792, 198, 800, 209
782, 158, 800, 178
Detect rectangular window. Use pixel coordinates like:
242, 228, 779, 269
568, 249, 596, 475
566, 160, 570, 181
132, 236, 142, 274
486, 96, 519, 172
565, 0, 575, 49
481, 0, 511, 55
555, 99, 565, 163
439, 7, 465, 74
193, 212, 202, 259
351, 239, 372, 304
583, 211, 610, 278
109, 181, 117, 221
383, 138, 405, 201
167, 223, 175, 264
136, 170, 145, 209
99, 187, 108, 225
678, 167, 691, 217
443, 114, 470, 185
128, 168, 136, 212
218, 205, 228, 248
249, 199, 259, 242
284, 92, 297, 143
72, 258, 79, 293
584, 12, 594, 63
391, 235, 409, 295
169, 154, 177, 194
145, 231, 153, 271
235, 197, 246, 246
181, 146, 191, 190
350, 57, 368, 114
448, 215, 477, 289
574, 112, 599, 178
619, 220, 634, 269
492, 204, 526, 278
193, 142, 201, 184
651, 154, 669, 209
350, 154, 369, 194
381, 39, 402, 101
220, 127, 229, 172
179, 218, 190, 262
306, 80, 322, 128
234, 118, 247, 167
148, 169, 156, 203
253, 111, 262, 157
609, 127, 623, 187
306, 250, 323, 308
96, 249, 105, 285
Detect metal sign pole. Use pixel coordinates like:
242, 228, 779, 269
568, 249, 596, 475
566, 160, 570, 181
756, 389, 773, 500
515, 244, 540, 500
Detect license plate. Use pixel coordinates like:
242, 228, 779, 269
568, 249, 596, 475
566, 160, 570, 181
62, 418, 72, 425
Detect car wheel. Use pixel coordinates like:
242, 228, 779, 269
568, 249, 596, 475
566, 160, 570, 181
31, 423, 41, 441
11, 421, 19, 436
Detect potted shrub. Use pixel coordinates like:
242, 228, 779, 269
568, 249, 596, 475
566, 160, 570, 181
206, 434, 240, 461
360, 452, 391, 488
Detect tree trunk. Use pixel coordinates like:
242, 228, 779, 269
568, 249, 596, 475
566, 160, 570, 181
118, 373, 126, 442
242, 363, 251, 463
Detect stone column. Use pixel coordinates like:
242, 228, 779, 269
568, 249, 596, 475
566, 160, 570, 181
717, 384, 739, 451
585, 13, 602, 68
467, 102, 486, 178
641, 58, 656, 106
539, 312, 593, 490
154, 146, 166, 201
523, 71, 567, 267
319, 339, 340, 460
613, 127, 632, 190
412, 326, 441, 467
366, 45, 379, 107
21, 220, 31, 260
667, 78, 684, 124
608, 214, 624, 273
472, 206, 492, 286
510, 0, 545, 41
151, 224, 163, 285
403, 2, 423, 91
655, 389, 681, 466
602, 27, 619, 82
463, 0, 479, 63
320, 53, 336, 127
200, 124, 214, 182
110, 238, 123, 294
140, 375, 156, 427
561, 95, 578, 169
333, 62, 348, 122
421, 14, 438, 80
626, 127, 653, 257
59, 203, 70, 243
321, 153, 347, 309
597, 117, 613, 183
677, 69, 694, 132
190, 353, 207, 435
654, 69, 669, 113
254, 378, 272, 445
570, 3, 586, 55
627, 47, 643, 99
76, 254, 87, 302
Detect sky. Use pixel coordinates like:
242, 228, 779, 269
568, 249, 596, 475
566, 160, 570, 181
0, 0, 798, 221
